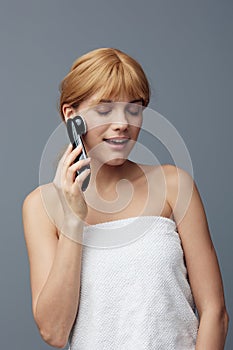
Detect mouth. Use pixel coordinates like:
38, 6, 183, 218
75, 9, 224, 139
103, 137, 129, 145
103, 137, 130, 149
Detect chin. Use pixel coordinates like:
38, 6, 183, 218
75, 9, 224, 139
105, 158, 127, 167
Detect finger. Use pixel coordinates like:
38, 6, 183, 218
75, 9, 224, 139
54, 144, 73, 182
64, 143, 73, 156
62, 144, 82, 169
74, 167, 91, 189
66, 158, 91, 183
61, 144, 83, 182
59, 143, 73, 164
53, 147, 71, 188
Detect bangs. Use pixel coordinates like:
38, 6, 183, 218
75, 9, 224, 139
85, 62, 148, 107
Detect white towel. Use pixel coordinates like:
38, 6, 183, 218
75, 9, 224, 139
68, 216, 199, 349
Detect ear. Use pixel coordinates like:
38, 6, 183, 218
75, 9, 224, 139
62, 104, 76, 122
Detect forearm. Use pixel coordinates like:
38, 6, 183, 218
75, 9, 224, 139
35, 228, 83, 348
195, 309, 229, 350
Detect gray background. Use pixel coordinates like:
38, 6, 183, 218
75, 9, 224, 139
0, 0, 232, 349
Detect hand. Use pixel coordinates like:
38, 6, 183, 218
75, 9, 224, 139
52, 143, 91, 240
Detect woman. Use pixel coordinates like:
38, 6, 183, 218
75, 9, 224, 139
22, 48, 229, 349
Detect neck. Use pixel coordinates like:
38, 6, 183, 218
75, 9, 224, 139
84, 159, 145, 216
89, 159, 135, 191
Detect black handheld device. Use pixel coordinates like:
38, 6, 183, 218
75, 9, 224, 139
66, 115, 90, 191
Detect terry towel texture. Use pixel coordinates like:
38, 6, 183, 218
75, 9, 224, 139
68, 216, 199, 350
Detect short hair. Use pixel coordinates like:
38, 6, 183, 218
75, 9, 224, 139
59, 47, 150, 121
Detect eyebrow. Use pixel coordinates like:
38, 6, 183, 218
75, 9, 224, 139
99, 98, 144, 104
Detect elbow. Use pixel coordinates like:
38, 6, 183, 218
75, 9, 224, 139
222, 308, 229, 335
38, 326, 69, 348
33, 305, 70, 348
200, 305, 229, 335
217, 305, 229, 334
34, 313, 69, 348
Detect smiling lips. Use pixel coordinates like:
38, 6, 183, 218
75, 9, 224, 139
103, 137, 130, 148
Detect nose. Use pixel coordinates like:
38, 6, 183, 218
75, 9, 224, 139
111, 108, 129, 131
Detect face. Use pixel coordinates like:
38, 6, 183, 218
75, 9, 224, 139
67, 95, 144, 166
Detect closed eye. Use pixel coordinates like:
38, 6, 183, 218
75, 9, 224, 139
97, 110, 112, 116
125, 105, 142, 116
94, 103, 113, 116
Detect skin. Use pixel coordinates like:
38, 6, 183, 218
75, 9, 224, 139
22, 94, 229, 348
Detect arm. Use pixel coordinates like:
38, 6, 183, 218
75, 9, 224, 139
22, 186, 83, 348
165, 165, 229, 350
22, 144, 91, 348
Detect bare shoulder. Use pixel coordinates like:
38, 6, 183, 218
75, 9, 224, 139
22, 183, 61, 239
23, 184, 49, 206
140, 164, 195, 226
163, 163, 194, 194
161, 164, 209, 231
23, 183, 57, 217
161, 163, 193, 180
22, 185, 46, 218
